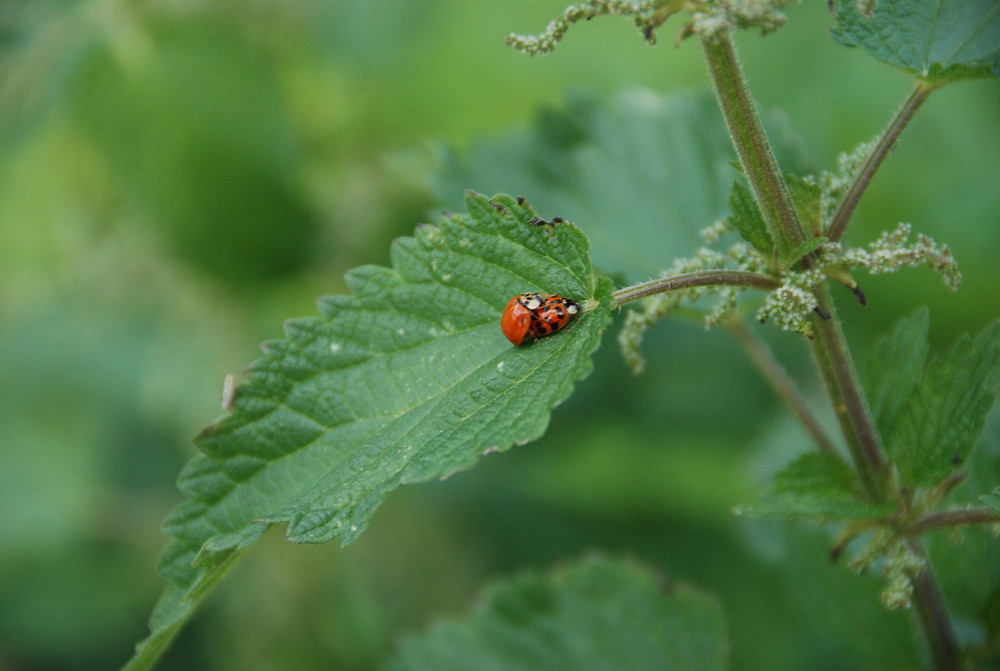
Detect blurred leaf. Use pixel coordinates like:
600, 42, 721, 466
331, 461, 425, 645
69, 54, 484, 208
437, 90, 738, 283
926, 411, 1000, 662
125, 192, 612, 669
726, 180, 773, 255
981, 487, 1000, 512
926, 518, 1000, 653
384, 555, 728, 671
780, 523, 923, 669
888, 319, 1000, 487
829, 0, 1000, 81
737, 451, 893, 520
66, 15, 317, 287
1, 4, 320, 289
0, 291, 241, 669
437, 89, 815, 284
861, 308, 931, 438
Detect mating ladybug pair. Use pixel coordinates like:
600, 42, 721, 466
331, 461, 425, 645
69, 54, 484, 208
501, 292, 580, 346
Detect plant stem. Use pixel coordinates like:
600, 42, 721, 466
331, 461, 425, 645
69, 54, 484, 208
701, 30, 807, 258
805, 77, 965, 671
698, 24, 961, 671
826, 80, 942, 243
907, 540, 961, 671
807, 284, 888, 500
910, 508, 1000, 536
611, 270, 779, 308
700, 28, 888, 493
729, 319, 840, 454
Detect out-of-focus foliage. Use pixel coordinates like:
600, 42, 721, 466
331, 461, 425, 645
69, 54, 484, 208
0, 1, 997, 670
436, 89, 736, 284
386, 555, 728, 671
830, 0, 1000, 81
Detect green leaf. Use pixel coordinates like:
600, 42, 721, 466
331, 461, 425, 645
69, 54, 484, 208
926, 414, 1000, 642
726, 180, 774, 254
926, 423, 1000, 644
437, 90, 744, 284
982, 486, 1000, 512
888, 320, 1000, 487
738, 451, 894, 520
437, 89, 813, 283
384, 555, 728, 671
861, 308, 931, 440
784, 173, 823, 238
779, 523, 923, 668
830, 0, 1000, 81
124, 192, 613, 669
780, 236, 828, 269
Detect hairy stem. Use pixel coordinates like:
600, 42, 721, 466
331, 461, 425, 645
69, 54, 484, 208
698, 24, 960, 671
907, 540, 961, 671
729, 319, 839, 454
700, 28, 888, 493
910, 508, 1000, 536
826, 81, 942, 243
701, 31, 807, 258
611, 270, 779, 307
807, 284, 888, 500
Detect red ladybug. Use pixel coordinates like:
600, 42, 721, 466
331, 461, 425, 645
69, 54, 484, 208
529, 294, 579, 338
500, 293, 543, 346
500, 292, 579, 346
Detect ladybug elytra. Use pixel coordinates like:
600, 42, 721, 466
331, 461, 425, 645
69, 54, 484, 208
500, 292, 579, 346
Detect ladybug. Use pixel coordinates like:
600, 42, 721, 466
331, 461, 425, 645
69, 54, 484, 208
529, 294, 579, 338
500, 292, 543, 346
500, 292, 579, 346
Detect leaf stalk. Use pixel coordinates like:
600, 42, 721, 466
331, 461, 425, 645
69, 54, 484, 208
611, 270, 779, 308
907, 540, 961, 671
909, 508, 1000, 536
826, 80, 943, 243
728, 319, 840, 454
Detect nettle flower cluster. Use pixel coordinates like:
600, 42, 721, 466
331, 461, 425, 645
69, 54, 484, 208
505, 0, 798, 54
618, 167, 960, 375
761, 221, 960, 331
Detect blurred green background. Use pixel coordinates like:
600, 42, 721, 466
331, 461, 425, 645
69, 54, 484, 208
1, 1, 997, 670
